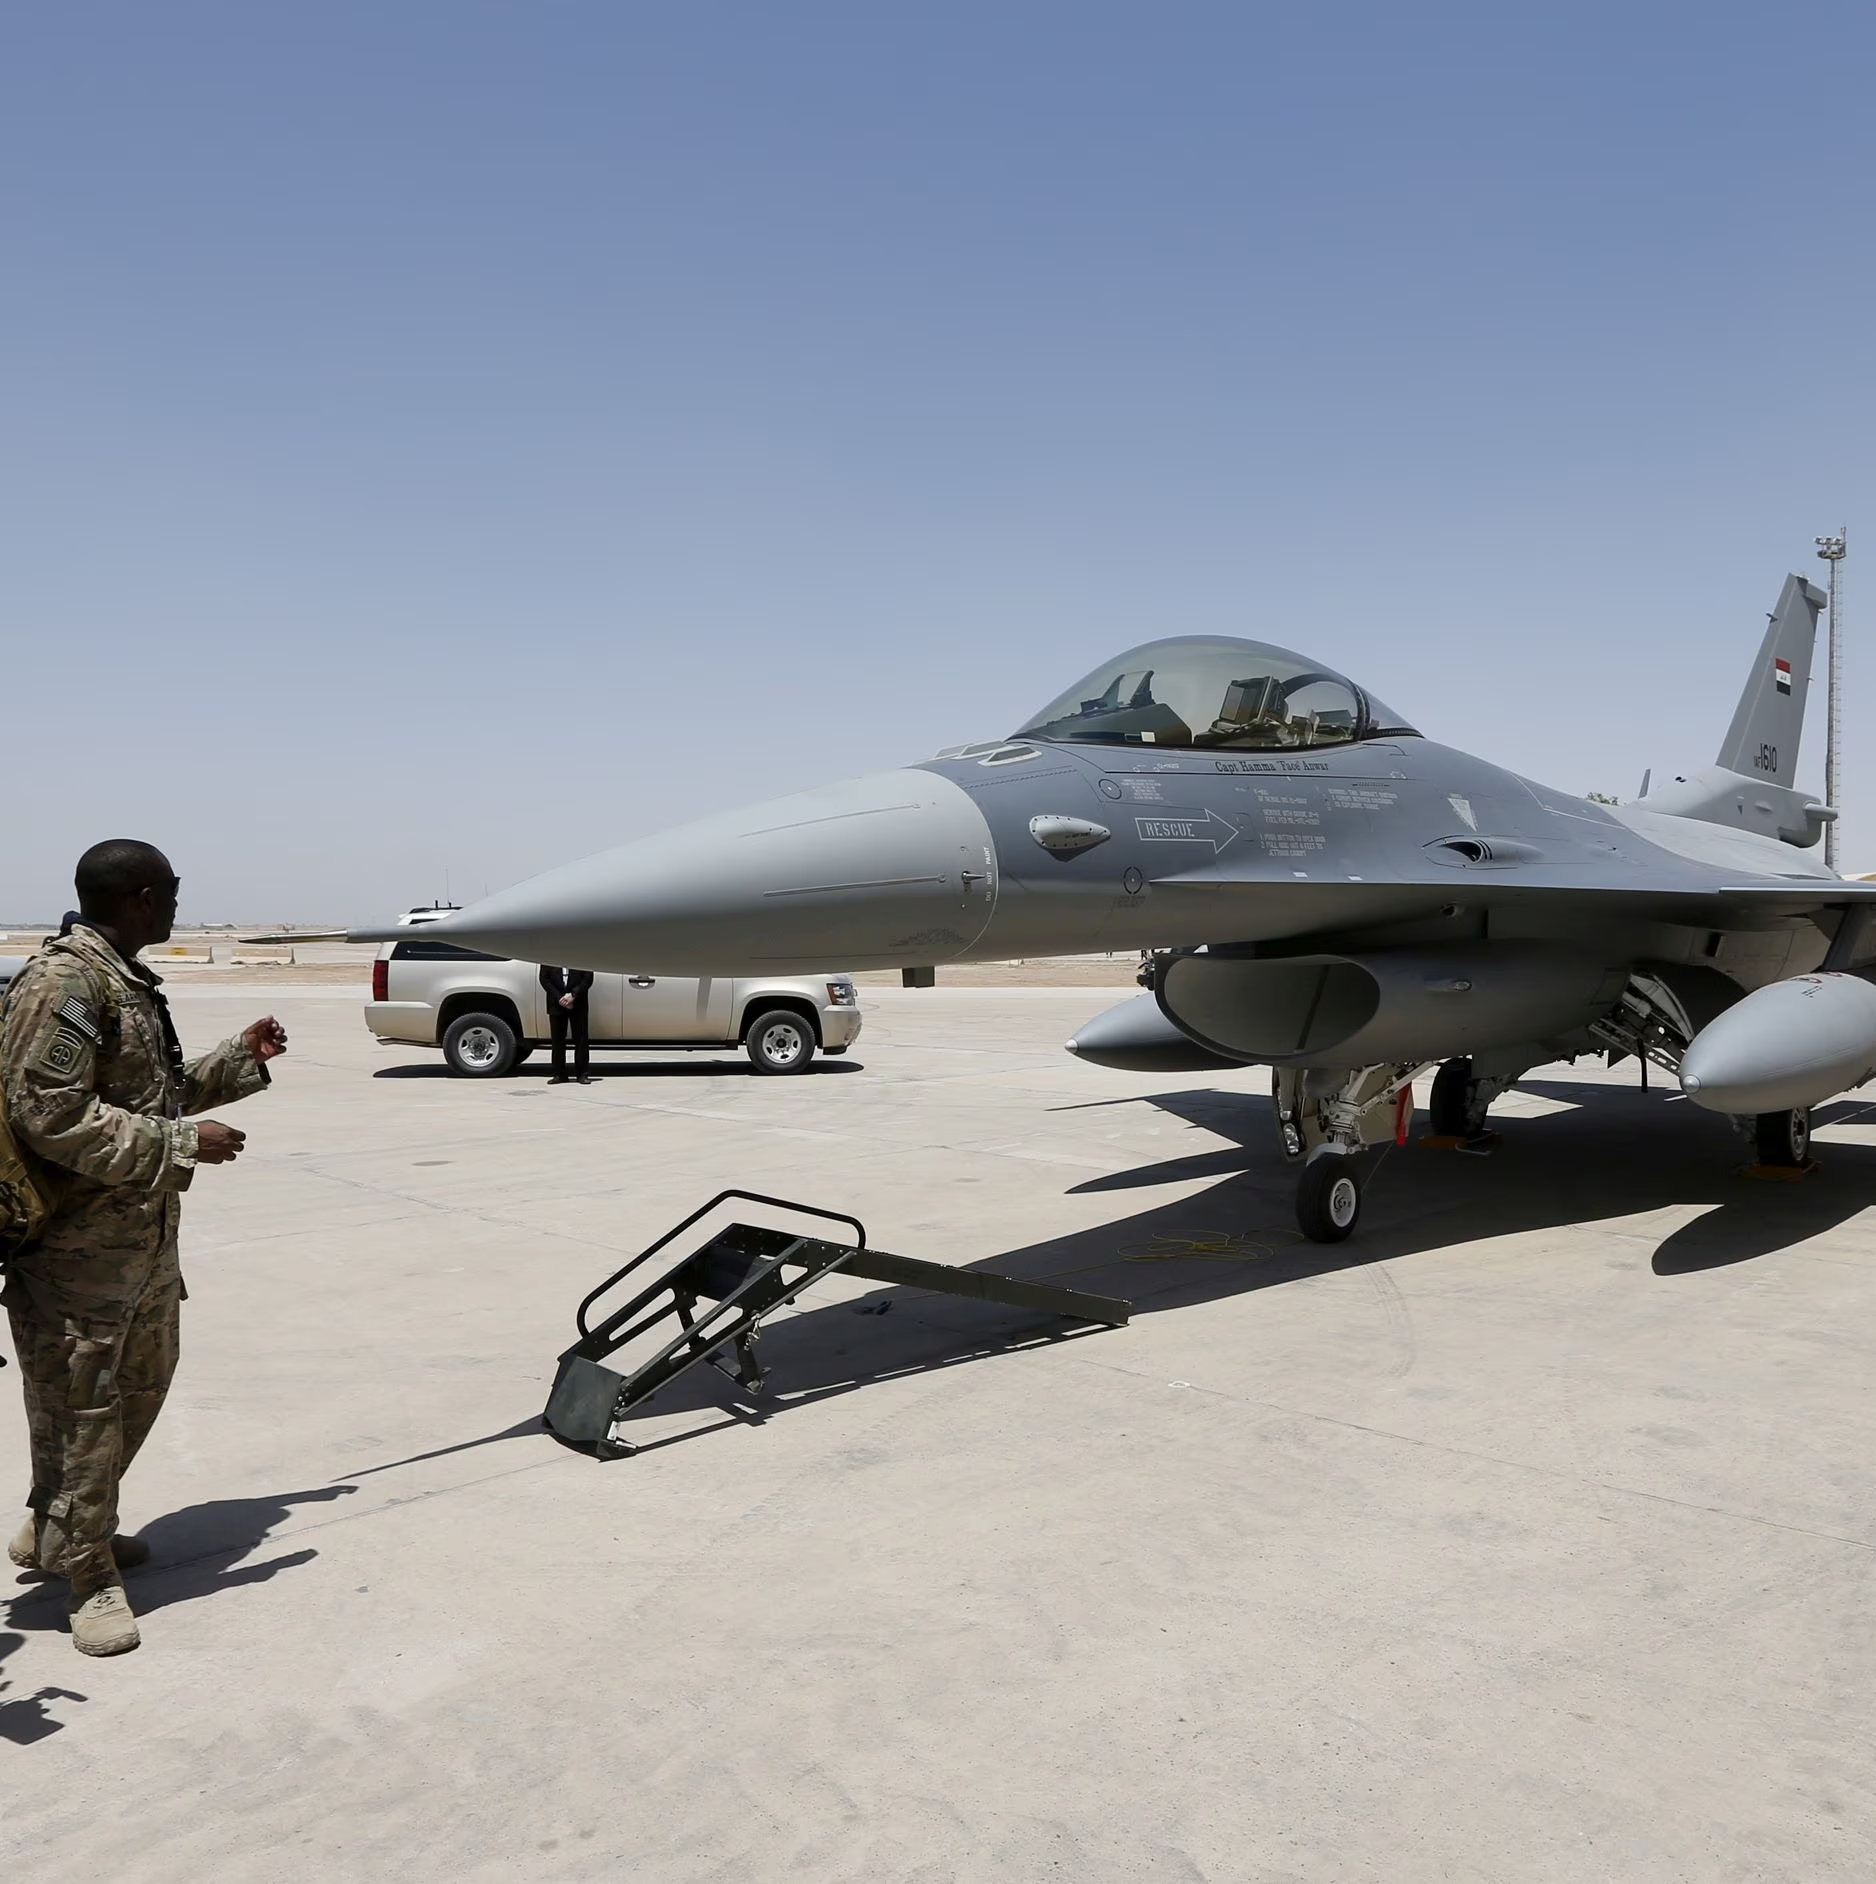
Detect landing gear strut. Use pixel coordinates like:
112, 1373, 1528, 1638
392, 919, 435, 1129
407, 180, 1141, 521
1429, 1058, 1487, 1138
1426, 1055, 1525, 1144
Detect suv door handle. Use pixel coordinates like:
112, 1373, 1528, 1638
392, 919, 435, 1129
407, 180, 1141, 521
627, 976, 655, 988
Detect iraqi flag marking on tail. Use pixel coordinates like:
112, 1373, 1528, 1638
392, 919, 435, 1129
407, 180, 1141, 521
1775, 657, 1793, 695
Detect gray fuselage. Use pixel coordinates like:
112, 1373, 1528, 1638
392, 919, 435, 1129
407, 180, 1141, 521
913, 733, 1833, 992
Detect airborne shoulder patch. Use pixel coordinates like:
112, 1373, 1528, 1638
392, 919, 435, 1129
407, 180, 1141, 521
36, 1029, 88, 1078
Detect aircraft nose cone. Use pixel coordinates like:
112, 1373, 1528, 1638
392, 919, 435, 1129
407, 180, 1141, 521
414, 768, 999, 974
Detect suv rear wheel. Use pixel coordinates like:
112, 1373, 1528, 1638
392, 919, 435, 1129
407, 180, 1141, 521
745, 1008, 816, 1075
443, 1011, 521, 1078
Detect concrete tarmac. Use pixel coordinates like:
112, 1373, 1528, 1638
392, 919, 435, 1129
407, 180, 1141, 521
5, 987, 1876, 1881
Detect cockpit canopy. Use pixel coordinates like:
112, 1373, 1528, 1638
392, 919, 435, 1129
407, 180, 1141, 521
1014, 636, 1415, 753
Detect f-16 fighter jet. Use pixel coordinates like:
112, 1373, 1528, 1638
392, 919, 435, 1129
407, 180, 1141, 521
356, 571, 1876, 1242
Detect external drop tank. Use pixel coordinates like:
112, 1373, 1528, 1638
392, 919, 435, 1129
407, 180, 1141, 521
1679, 973, 1876, 1117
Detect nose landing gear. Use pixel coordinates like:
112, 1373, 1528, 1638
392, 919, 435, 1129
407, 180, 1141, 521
1274, 1062, 1433, 1243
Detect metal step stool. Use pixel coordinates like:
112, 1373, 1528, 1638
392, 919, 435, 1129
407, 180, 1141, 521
543, 1189, 1130, 1458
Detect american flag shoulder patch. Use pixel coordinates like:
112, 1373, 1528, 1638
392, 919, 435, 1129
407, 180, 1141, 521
55, 996, 100, 1042
1775, 657, 1793, 695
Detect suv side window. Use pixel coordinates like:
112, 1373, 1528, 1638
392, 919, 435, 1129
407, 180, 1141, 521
391, 938, 510, 963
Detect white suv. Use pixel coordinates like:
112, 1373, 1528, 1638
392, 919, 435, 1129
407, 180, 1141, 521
365, 921, 861, 1077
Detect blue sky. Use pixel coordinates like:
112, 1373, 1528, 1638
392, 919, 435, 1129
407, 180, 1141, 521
4, 2, 1872, 921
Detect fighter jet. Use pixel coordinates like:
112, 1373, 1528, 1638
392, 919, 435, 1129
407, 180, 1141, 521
355, 570, 1876, 1242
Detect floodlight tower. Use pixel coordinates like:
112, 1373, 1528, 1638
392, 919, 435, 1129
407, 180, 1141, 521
1816, 530, 1847, 871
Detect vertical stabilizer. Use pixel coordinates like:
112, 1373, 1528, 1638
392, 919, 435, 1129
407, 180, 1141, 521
1715, 574, 1826, 788
1629, 571, 1835, 847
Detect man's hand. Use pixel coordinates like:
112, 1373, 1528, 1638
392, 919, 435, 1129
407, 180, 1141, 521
559, 993, 575, 1009
243, 1017, 288, 1063
195, 1121, 247, 1165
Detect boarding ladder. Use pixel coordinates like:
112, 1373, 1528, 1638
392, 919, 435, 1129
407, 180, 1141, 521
543, 1190, 1130, 1458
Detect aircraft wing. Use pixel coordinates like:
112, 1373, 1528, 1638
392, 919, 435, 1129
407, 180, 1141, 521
1148, 860, 1876, 930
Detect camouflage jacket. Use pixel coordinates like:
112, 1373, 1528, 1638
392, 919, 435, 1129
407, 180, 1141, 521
0, 922, 268, 1271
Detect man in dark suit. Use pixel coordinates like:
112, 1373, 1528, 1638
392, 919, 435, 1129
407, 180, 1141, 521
538, 964, 595, 1083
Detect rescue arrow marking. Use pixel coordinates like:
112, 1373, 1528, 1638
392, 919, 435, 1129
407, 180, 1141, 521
1133, 808, 1240, 853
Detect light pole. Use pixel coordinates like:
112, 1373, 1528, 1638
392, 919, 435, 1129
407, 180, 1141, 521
1816, 531, 1847, 871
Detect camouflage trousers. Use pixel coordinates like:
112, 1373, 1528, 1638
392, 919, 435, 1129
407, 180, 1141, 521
5, 1258, 180, 1591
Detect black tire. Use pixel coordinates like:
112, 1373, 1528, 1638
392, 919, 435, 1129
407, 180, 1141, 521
1754, 1107, 1811, 1168
442, 1011, 520, 1078
1296, 1158, 1362, 1243
745, 1008, 816, 1075
1429, 1058, 1476, 1137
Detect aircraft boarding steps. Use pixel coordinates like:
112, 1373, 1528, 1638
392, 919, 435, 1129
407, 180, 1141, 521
543, 1189, 1130, 1458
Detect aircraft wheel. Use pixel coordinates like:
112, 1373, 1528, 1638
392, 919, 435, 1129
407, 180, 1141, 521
1429, 1058, 1477, 1137
1296, 1157, 1362, 1244
746, 1008, 817, 1075
1754, 1107, 1811, 1168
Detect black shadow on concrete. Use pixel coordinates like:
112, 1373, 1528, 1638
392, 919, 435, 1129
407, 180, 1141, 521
337, 1071, 1876, 1464
5, 1485, 357, 1630
596, 1074, 1876, 1438
0, 1628, 86, 1744
340, 1416, 544, 1479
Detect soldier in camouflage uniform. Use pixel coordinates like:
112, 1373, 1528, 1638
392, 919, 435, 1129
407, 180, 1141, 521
0, 840, 286, 1656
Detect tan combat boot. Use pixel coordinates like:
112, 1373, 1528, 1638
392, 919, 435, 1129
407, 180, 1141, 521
67, 1577, 141, 1657
8, 1515, 150, 1573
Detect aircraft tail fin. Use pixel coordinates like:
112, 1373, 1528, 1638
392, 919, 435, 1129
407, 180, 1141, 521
1630, 572, 1834, 848
1714, 573, 1826, 788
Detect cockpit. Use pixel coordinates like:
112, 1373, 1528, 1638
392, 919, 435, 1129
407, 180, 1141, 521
1013, 636, 1416, 753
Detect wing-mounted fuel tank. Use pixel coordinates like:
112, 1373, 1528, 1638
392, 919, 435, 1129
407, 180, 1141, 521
1155, 943, 1629, 1068
1679, 973, 1876, 1115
